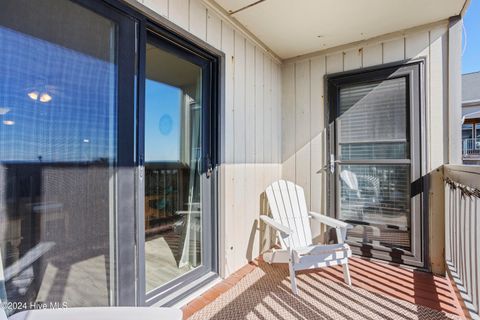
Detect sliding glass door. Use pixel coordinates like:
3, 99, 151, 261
0, 0, 218, 310
0, 0, 135, 313
138, 31, 216, 305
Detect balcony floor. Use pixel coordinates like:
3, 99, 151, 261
183, 257, 467, 319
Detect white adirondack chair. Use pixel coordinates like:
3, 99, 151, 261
260, 180, 353, 294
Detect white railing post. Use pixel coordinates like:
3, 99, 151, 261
444, 165, 480, 318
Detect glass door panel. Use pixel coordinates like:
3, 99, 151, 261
336, 78, 412, 250
144, 39, 203, 292
0, 0, 134, 312
329, 64, 423, 266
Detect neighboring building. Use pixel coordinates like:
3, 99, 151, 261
462, 71, 480, 164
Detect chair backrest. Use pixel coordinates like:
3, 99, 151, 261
340, 170, 358, 191
265, 180, 313, 249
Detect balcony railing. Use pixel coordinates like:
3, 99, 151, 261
462, 138, 480, 158
444, 164, 480, 318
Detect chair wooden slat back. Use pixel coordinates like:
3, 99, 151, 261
265, 180, 313, 249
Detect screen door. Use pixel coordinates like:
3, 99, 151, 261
327, 63, 424, 267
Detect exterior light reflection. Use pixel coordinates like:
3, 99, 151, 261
28, 91, 39, 100
39, 93, 52, 103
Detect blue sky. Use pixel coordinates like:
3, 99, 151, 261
145, 80, 181, 162
463, 0, 480, 74
0, 25, 184, 163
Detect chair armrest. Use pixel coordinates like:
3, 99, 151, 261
260, 215, 294, 235
309, 211, 353, 229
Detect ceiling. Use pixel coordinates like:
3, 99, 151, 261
214, 0, 466, 59
146, 44, 200, 97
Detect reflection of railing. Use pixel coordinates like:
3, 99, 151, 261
444, 165, 480, 318
144, 162, 190, 236
462, 138, 480, 158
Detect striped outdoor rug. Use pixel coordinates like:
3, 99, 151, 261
189, 260, 463, 320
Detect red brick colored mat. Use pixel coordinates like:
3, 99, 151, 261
183, 257, 466, 319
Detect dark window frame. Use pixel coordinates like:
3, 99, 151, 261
325, 60, 426, 268
75, 0, 223, 307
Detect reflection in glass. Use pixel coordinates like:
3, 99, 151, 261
337, 78, 411, 251
144, 42, 202, 292
0, 0, 116, 312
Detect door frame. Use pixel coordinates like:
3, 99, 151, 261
80, 0, 224, 307
325, 59, 427, 268
71, 0, 139, 306
135, 19, 222, 307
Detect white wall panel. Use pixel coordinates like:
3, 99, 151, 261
263, 57, 273, 164
135, 0, 283, 276
294, 61, 311, 204
429, 26, 448, 170
254, 49, 264, 163
245, 41, 256, 164
281, 25, 449, 253
206, 9, 221, 49
310, 56, 326, 238
234, 33, 246, 164
362, 43, 383, 67
405, 31, 429, 59
221, 24, 235, 164
272, 63, 282, 163
383, 38, 405, 63
141, 0, 168, 18
326, 53, 343, 74
169, 0, 189, 30
344, 48, 362, 71
189, 0, 207, 41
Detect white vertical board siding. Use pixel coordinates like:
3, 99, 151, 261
281, 63, 296, 182
309, 55, 326, 238
362, 43, 383, 67
233, 33, 246, 164
263, 57, 273, 164
272, 63, 282, 164
429, 26, 448, 170
326, 53, 343, 74
255, 49, 264, 164
383, 38, 405, 63
245, 41, 256, 164
206, 10, 221, 49
343, 48, 362, 71
221, 23, 235, 164
141, 0, 168, 17
294, 60, 311, 205
135, 0, 282, 276
281, 24, 449, 252
169, 0, 189, 30
189, 0, 207, 41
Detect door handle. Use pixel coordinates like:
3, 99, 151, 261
139, 155, 144, 180
329, 154, 335, 174
316, 156, 340, 174
206, 154, 213, 179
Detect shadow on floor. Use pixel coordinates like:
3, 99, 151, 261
189, 257, 464, 320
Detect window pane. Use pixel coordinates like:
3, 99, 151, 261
462, 124, 473, 140
339, 79, 407, 140
339, 164, 410, 250
337, 77, 411, 251
144, 42, 203, 292
0, 0, 116, 312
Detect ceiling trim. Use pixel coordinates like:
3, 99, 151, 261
282, 19, 450, 65
461, 0, 471, 17
202, 0, 282, 63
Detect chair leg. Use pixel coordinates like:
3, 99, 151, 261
342, 262, 352, 286
288, 261, 298, 294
